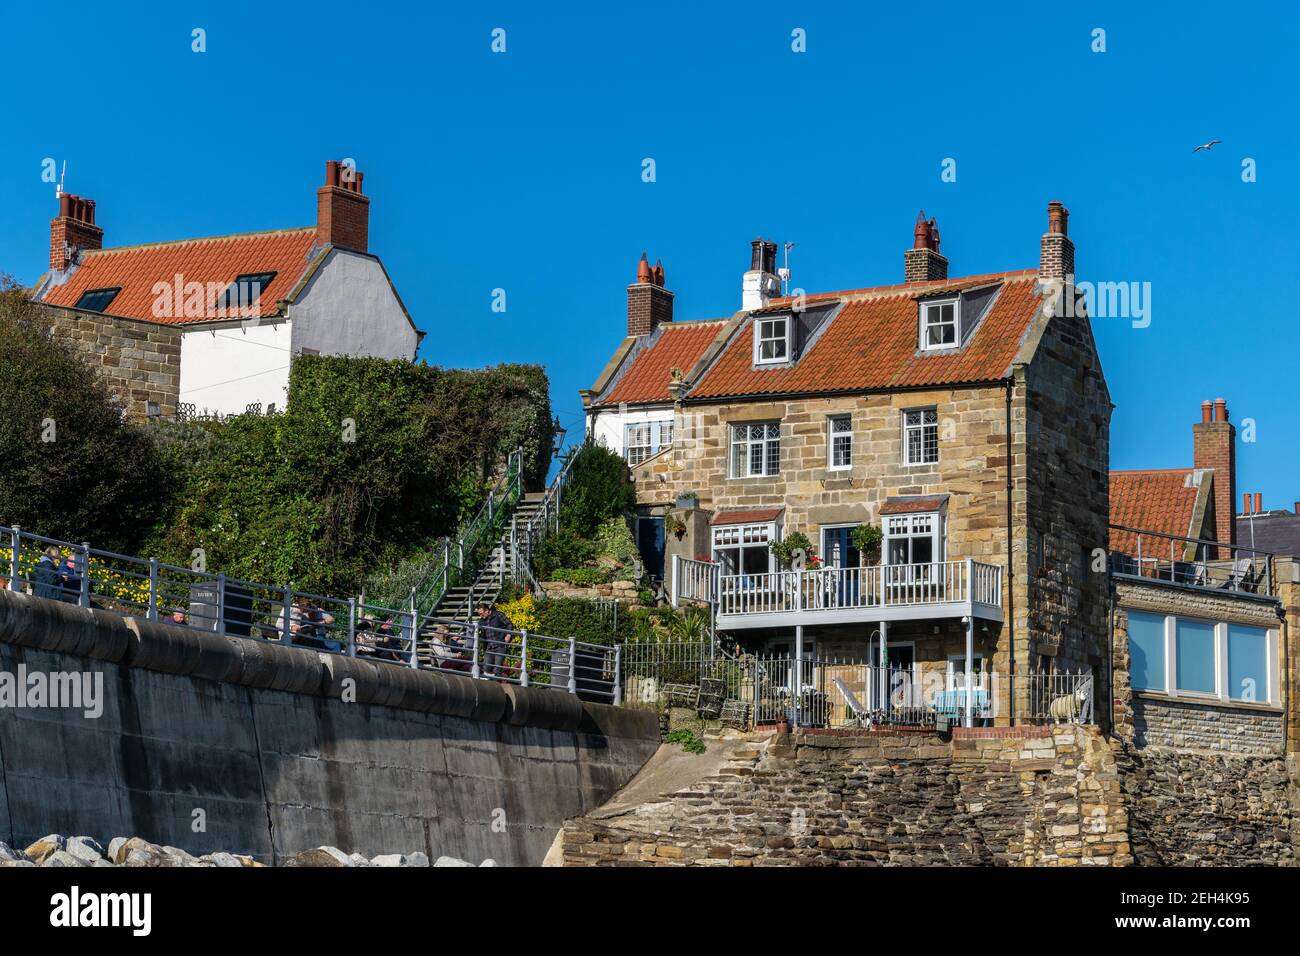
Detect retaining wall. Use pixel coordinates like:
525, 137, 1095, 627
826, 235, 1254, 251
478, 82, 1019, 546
0, 590, 660, 865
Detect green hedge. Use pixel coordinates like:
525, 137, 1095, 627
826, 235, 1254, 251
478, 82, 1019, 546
145, 355, 553, 596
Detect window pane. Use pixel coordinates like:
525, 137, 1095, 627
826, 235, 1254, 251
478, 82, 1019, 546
1227, 624, 1268, 702
1175, 619, 1216, 694
741, 546, 768, 575
750, 442, 763, 476
765, 439, 779, 474
732, 439, 744, 477
912, 536, 933, 564
1127, 611, 1165, 691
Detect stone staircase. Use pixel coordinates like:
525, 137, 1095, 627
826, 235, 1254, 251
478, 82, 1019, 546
430, 493, 544, 622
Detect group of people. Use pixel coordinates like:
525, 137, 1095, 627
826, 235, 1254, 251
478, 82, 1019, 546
30, 547, 84, 604
277, 596, 342, 652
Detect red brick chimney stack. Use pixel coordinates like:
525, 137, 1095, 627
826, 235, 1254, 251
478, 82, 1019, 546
904, 211, 948, 282
1192, 397, 1236, 549
316, 160, 369, 252
1038, 200, 1075, 281
627, 251, 674, 336
50, 192, 103, 272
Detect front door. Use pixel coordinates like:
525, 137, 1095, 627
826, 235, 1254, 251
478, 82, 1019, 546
821, 525, 862, 606
636, 516, 665, 582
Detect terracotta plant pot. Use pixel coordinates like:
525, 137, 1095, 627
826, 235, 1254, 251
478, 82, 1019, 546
775, 718, 792, 734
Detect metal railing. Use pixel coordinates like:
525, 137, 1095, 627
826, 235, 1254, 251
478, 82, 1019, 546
619, 640, 1095, 730
1109, 524, 1275, 598
671, 557, 1003, 616
3, 524, 619, 700
409, 448, 524, 622
511, 443, 582, 592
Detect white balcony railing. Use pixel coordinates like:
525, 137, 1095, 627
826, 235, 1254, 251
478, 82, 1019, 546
671, 557, 1003, 621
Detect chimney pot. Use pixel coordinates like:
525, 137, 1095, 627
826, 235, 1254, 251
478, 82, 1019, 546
1201, 400, 1213, 423
1244, 493, 1252, 515
1294, 502, 1300, 515
628, 251, 673, 336
49, 190, 104, 272
1254, 493, 1262, 514
1039, 200, 1076, 281
1213, 397, 1227, 422
904, 211, 948, 283
316, 160, 369, 252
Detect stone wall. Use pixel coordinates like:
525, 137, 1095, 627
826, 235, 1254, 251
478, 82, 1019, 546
34, 302, 181, 421
1132, 695, 1283, 755
558, 726, 1131, 866
1116, 744, 1295, 866
0, 590, 660, 865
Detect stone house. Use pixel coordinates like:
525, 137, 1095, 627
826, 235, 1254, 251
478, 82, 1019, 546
1109, 402, 1296, 757
28, 161, 423, 419
582, 203, 1113, 726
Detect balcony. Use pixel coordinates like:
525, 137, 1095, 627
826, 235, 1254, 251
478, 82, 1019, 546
1109, 524, 1278, 600
671, 556, 1004, 630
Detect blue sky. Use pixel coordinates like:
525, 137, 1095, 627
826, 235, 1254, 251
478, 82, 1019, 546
2, 1, 1297, 511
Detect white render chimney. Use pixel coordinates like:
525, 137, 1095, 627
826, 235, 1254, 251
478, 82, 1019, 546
742, 238, 780, 310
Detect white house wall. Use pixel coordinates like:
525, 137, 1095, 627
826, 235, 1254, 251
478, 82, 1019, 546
289, 249, 419, 360
179, 320, 292, 416
589, 405, 675, 459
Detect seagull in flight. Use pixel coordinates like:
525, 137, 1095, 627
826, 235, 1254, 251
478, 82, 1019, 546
1193, 139, 1222, 152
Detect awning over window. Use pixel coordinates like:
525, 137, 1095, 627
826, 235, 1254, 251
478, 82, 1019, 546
711, 507, 784, 526
879, 495, 949, 516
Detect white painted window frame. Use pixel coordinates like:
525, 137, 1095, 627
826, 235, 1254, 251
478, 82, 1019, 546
623, 420, 673, 466
920, 298, 959, 351
753, 315, 791, 365
1137, 612, 1279, 705
827, 414, 852, 470
712, 521, 778, 576
729, 421, 781, 478
883, 512, 945, 566
946, 653, 987, 691
902, 407, 939, 466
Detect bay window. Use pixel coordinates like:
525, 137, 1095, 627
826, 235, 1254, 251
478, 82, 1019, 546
884, 513, 942, 566
713, 523, 775, 577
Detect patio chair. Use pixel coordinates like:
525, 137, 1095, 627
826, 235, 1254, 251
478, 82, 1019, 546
1220, 558, 1252, 591
833, 677, 872, 728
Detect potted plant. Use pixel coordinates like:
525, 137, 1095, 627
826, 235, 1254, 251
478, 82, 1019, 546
770, 530, 816, 570
850, 523, 883, 564
675, 490, 699, 509
668, 516, 688, 540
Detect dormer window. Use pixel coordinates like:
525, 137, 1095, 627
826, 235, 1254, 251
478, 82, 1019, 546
920, 298, 958, 350
754, 316, 790, 364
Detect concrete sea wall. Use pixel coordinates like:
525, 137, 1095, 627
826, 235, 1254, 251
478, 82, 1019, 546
0, 591, 660, 866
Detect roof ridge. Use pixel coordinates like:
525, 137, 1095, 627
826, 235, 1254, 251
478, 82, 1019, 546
764, 269, 1036, 307
1110, 467, 1194, 476
83, 226, 316, 256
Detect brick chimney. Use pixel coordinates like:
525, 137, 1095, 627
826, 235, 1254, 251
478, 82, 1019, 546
742, 238, 780, 310
1038, 200, 1074, 280
627, 252, 673, 336
316, 160, 369, 252
904, 211, 947, 283
1193, 397, 1236, 549
50, 193, 103, 272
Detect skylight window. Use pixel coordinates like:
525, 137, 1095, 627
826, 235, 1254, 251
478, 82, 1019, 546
213, 272, 277, 317
73, 287, 121, 313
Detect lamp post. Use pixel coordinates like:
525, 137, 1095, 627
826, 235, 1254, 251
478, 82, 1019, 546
552, 416, 567, 460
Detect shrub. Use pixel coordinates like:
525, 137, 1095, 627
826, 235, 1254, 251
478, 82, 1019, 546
0, 289, 170, 553
534, 527, 596, 577
664, 729, 706, 753
594, 516, 641, 581
534, 596, 630, 645
498, 591, 540, 631
548, 568, 606, 586
559, 443, 636, 537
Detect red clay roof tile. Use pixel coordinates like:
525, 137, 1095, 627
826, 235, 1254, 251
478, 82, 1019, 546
41, 228, 319, 325
690, 271, 1038, 399
1109, 469, 1202, 555
598, 321, 725, 406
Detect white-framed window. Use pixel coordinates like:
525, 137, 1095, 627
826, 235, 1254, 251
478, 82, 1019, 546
1126, 611, 1277, 704
623, 420, 673, 466
730, 422, 780, 478
754, 316, 790, 364
828, 415, 852, 470
713, 523, 776, 577
903, 407, 939, 465
884, 513, 943, 566
920, 298, 958, 351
